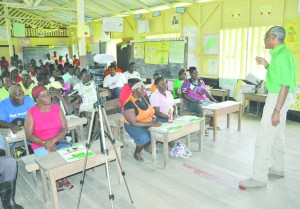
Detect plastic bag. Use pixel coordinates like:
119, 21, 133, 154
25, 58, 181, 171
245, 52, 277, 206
169, 142, 192, 158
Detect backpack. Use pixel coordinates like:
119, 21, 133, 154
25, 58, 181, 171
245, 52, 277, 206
169, 142, 192, 158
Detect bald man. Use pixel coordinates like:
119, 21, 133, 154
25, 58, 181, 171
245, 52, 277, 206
0, 85, 35, 156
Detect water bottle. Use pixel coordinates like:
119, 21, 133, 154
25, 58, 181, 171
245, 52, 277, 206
168, 107, 174, 123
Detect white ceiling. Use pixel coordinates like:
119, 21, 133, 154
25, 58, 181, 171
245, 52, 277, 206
0, 0, 204, 28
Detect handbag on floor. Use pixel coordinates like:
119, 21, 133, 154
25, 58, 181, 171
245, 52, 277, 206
169, 142, 192, 158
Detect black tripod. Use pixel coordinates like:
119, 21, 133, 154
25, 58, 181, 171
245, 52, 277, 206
76, 75, 133, 209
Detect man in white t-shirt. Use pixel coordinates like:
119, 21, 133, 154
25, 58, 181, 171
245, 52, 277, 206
103, 65, 127, 100
123, 62, 141, 81
43, 53, 55, 65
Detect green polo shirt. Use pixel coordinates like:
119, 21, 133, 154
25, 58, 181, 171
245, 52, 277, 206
0, 87, 9, 101
265, 44, 296, 93
172, 78, 184, 98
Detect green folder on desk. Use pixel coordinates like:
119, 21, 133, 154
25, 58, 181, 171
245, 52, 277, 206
175, 116, 204, 122
58, 144, 94, 162
152, 123, 183, 132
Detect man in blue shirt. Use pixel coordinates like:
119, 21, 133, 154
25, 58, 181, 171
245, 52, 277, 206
0, 85, 35, 156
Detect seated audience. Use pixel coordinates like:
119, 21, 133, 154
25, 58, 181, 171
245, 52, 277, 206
123, 79, 162, 162
0, 156, 24, 208
104, 61, 122, 76
43, 53, 55, 65
119, 78, 143, 110
19, 74, 34, 96
10, 68, 22, 84
123, 62, 141, 81
0, 85, 35, 156
62, 65, 75, 83
49, 81, 73, 115
73, 69, 97, 116
181, 67, 217, 116
150, 77, 177, 123
28, 71, 51, 98
172, 69, 187, 99
103, 65, 127, 100
25, 86, 73, 191
150, 72, 161, 93
73, 55, 80, 68
0, 74, 13, 101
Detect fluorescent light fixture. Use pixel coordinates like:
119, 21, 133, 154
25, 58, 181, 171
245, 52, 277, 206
117, 13, 130, 17
152, 5, 170, 11
198, 0, 215, 3
133, 9, 149, 14
152, 11, 161, 17
173, 2, 192, 7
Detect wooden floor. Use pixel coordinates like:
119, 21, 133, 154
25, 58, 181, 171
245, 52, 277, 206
14, 113, 300, 209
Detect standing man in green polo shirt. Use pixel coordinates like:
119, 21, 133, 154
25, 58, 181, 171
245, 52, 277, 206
239, 26, 296, 188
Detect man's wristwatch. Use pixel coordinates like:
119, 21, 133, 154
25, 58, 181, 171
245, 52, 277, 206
274, 108, 280, 113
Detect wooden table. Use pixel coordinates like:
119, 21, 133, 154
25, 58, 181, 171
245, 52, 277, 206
35, 140, 123, 209
211, 89, 230, 102
243, 93, 267, 114
1, 115, 87, 157
149, 116, 205, 167
202, 101, 242, 141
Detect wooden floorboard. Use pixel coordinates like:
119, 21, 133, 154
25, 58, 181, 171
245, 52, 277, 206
12, 113, 300, 209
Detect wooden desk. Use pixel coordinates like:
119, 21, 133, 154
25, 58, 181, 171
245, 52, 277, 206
2, 115, 87, 157
149, 116, 205, 167
211, 89, 230, 102
202, 101, 242, 141
243, 93, 267, 114
35, 140, 123, 209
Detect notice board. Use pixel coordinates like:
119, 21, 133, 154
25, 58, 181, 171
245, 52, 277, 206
132, 39, 187, 79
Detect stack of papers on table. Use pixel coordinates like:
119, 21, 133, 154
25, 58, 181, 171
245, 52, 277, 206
58, 144, 94, 162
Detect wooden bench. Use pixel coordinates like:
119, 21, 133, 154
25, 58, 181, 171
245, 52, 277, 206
21, 154, 39, 189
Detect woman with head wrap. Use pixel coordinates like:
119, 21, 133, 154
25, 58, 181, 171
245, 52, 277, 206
24, 86, 73, 191
123, 79, 162, 162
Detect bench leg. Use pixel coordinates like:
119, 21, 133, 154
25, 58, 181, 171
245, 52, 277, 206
186, 134, 190, 148
151, 133, 157, 164
163, 136, 168, 168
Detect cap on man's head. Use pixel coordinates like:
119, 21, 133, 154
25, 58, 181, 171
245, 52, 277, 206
50, 81, 65, 90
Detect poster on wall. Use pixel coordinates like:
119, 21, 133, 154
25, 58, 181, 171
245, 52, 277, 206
102, 17, 123, 32
133, 42, 144, 59
204, 34, 219, 55
171, 14, 179, 29
169, 41, 184, 63
18, 38, 31, 53
0, 26, 8, 41
13, 23, 26, 37
100, 31, 110, 42
183, 26, 198, 68
138, 20, 150, 33
145, 42, 170, 64
77, 25, 90, 37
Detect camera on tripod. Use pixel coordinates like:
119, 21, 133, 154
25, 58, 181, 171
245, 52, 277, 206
87, 64, 105, 86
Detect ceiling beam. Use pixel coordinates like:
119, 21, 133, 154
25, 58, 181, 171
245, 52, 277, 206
129, 0, 151, 11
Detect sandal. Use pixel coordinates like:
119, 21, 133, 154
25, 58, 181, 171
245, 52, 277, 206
57, 183, 65, 192
133, 154, 144, 162
64, 181, 74, 190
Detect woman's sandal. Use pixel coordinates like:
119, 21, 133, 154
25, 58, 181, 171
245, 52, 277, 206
64, 181, 74, 190
134, 154, 144, 162
57, 182, 65, 192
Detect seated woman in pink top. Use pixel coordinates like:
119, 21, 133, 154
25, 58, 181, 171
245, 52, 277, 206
24, 86, 73, 192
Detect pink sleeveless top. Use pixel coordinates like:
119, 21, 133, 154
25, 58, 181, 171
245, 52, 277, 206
28, 104, 62, 150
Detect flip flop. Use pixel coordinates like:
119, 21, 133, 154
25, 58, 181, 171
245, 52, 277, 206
134, 155, 144, 162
